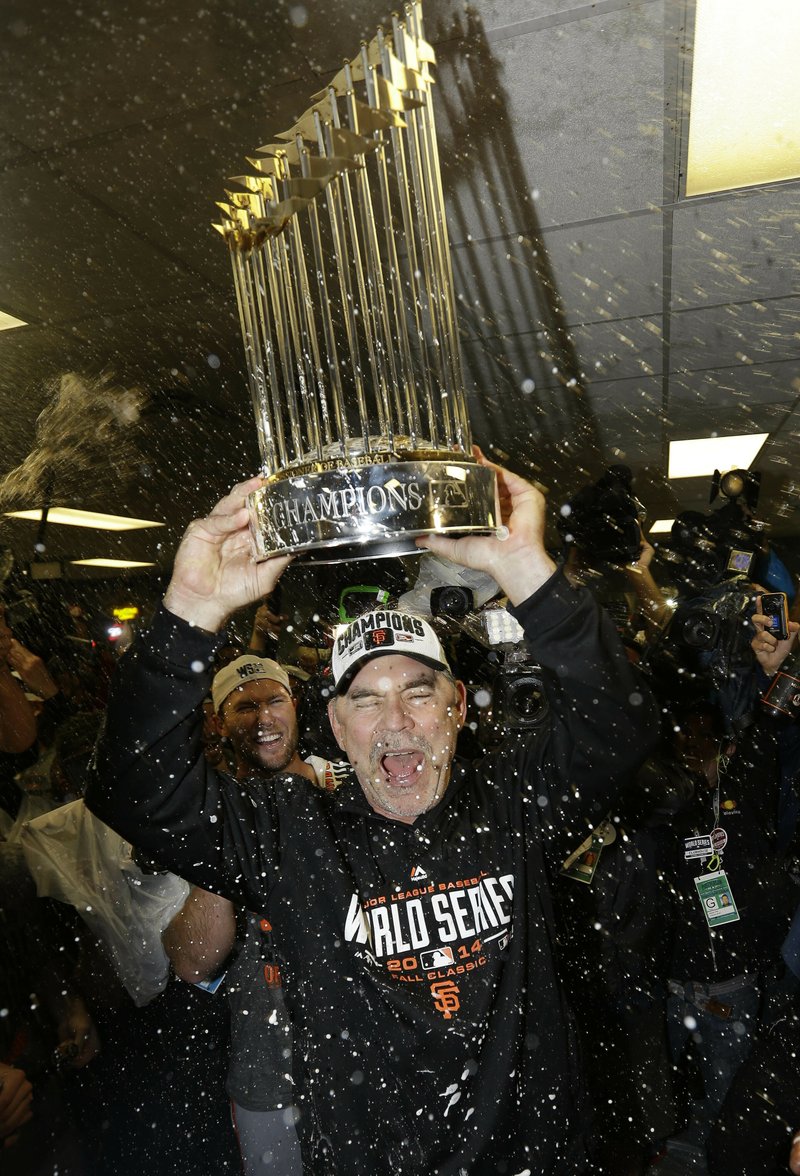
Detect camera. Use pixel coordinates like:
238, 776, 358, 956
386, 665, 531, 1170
661, 486, 763, 597
430, 585, 474, 620
557, 465, 645, 566
670, 604, 723, 651
491, 649, 548, 730
431, 600, 549, 750
646, 582, 754, 705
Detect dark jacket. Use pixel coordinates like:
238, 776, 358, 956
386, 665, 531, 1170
669, 721, 796, 982
86, 568, 658, 1176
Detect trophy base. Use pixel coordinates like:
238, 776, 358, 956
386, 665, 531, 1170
248, 459, 499, 565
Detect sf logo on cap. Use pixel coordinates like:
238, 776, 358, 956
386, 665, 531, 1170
365, 628, 394, 650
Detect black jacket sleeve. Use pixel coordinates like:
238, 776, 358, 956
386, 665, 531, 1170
85, 605, 277, 903
506, 567, 659, 833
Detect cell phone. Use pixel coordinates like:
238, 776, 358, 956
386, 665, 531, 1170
761, 592, 789, 641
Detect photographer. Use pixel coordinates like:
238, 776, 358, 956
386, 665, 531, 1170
86, 453, 658, 1175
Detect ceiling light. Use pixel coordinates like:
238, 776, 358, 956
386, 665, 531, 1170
649, 519, 675, 534
668, 434, 768, 478
70, 559, 156, 568
686, 0, 800, 196
0, 309, 28, 332
5, 507, 164, 531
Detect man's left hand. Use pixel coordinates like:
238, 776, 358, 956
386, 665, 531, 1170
416, 448, 556, 606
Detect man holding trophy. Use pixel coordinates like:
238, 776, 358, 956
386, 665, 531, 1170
87, 7, 657, 1170
87, 448, 656, 1174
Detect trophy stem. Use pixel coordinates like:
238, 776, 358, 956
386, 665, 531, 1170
267, 159, 321, 462
388, 20, 454, 449
263, 235, 305, 459
283, 214, 329, 456
231, 245, 284, 474
315, 111, 373, 455
344, 71, 405, 442
248, 245, 289, 474
403, 2, 472, 451
298, 139, 351, 451
359, 45, 422, 449
376, 26, 440, 448
326, 94, 394, 451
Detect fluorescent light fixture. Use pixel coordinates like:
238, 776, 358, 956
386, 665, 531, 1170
668, 433, 768, 478
649, 519, 675, 534
70, 558, 155, 568
5, 507, 164, 531
686, 0, 800, 196
0, 309, 27, 332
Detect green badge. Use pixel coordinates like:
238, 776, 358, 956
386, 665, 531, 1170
694, 869, 740, 927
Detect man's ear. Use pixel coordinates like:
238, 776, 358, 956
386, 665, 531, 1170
327, 698, 346, 753
454, 680, 467, 730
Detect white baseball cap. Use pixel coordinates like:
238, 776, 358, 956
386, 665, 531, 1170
212, 655, 292, 713
331, 610, 450, 693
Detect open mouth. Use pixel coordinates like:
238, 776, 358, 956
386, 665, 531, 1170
255, 733, 282, 748
380, 750, 425, 787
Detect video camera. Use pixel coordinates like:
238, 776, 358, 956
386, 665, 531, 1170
429, 588, 548, 749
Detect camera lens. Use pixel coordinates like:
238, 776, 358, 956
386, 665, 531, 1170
502, 673, 548, 728
430, 586, 474, 619
678, 610, 719, 650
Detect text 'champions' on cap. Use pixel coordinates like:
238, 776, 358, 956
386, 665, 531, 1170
331, 611, 450, 693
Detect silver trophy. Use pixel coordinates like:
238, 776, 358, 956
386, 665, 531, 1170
215, 1, 498, 563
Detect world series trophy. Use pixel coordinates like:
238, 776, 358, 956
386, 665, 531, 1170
215, 1, 499, 563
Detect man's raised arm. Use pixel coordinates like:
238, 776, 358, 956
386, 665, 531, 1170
85, 476, 292, 895
419, 449, 659, 801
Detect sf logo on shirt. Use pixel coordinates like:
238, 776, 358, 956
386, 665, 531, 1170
430, 980, 461, 1019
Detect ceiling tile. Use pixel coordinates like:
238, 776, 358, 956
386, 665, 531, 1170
436, 0, 665, 235
670, 187, 800, 310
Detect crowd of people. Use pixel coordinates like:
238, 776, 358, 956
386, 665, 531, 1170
3, 454, 800, 1176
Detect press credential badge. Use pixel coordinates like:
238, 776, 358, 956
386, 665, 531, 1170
695, 869, 740, 927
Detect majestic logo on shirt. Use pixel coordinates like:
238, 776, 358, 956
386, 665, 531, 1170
410, 865, 428, 881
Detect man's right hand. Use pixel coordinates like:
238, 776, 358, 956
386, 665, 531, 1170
163, 476, 293, 633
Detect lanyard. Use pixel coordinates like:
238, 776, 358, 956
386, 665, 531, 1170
705, 741, 733, 971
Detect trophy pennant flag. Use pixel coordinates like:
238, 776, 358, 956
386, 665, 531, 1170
215, 0, 499, 563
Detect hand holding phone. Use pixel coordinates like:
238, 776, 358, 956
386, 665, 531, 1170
761, 592, 790, 641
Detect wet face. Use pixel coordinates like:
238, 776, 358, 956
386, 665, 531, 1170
328, 655, 466, 824
219, 678, 300, 777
